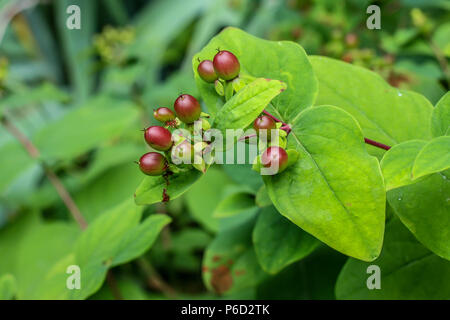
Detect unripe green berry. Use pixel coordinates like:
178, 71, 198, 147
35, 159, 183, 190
197, 60, 218, 83
171, 141, 194, 164
213, 50, 240, 80
261, 146, 288, 173
144, 126, 173, 151
174, 94, 201, 124
138, 152, 167, 176
153, 107, 175, 122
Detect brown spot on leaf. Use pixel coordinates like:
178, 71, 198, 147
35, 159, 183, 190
210, 265, 233, 294
212, 255, 221, 262
202, 266, 209, 273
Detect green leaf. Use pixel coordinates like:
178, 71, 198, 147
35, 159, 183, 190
213, 78, 286, 133
0, 82, 69, 115
380, 140, 428, 191
253, 206, 320, 274
213, 191, 255, 218
336, 218, 450, 299
388, 171, 450, 260
0, 274, 17, 300
202, 211, 267, 295
193, 27, 317, 118
431, 92, 450, 137
264, 105, 386, 261
34, 96, 139, 161
185, 167, 233, 232
412, 136, 450, 179
381, 137, 450, 190
310, 56, 433, 156
54, 0, 96, 102
135, 169, 204, 206
35, 200, 170, 299
257, 246, 347, 300
16, 222, 80, 299
111, 214, 171, 266
255, 185, 272, 208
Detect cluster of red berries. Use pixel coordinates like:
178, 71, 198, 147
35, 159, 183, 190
138, 94, 202, 176
197, 50, 289, 174
197, 50, 241, 83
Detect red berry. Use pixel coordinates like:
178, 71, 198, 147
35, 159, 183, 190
213, 50, 240, 80
253, 115, 276, 138
174, 94, 201, 124
197, 60, 217, 83
144, 126, 173, 151
261, 146, 288, 173
138, 152, 167, 176
153, 107, 175, 122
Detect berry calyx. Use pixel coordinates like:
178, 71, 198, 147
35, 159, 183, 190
171, 141, 194, 164
213, 50, 240, 80
153, 107, 175, 123
174, 94, 201, 124
261, 146, 288, 173
197, 60, 218, 83
138, 152, 167, 176
253, 115, 276, 138
144, 126, 173, 151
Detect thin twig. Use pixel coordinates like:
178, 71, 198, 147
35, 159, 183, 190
137, 258, 178, 298
1, 115, 88, 229
106, 270, 123, 300
364, 138, 391, 150
262, 110, 287, 126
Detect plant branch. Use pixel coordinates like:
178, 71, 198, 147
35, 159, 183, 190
364, 138, 391, 150
137, 258, 178, 298
262, 110, 287, 126
1, 114, 123, 299
1, 115, 88, 229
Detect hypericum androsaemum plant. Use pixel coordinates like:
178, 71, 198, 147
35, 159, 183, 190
134, 28, 449, 298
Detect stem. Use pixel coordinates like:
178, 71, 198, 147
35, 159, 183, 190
364, 138, 391, 151
1, 115, 88, 229
263, 110, 287, 126
137, 258, 178, 298
1, 114, 123, 299
106, 270, 123, 300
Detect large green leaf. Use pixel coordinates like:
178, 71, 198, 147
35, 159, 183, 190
213, 78, 286, 132
135, 169, 204, 206
388, 171, 450, 260
193, 27, 317, 118
33, 201, 170, 299
202, 212, 267, 296
15, 222, 80, 299
253, 206, 320, 274
33, 96, 139, 161
381, 137, 450, 190
336, 218, 450, 299
310, 56, 433, 156
431, 92, 450, 137
264, 105, 386, 261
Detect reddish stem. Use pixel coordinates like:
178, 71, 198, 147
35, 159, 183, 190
364, 138, 391, 151
262, 110, 287, 126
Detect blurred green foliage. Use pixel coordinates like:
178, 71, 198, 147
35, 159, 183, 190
0, 0, 448, 300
